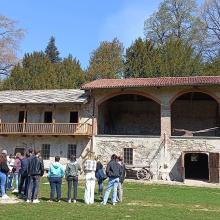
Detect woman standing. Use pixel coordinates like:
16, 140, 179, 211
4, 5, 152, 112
65, 155, 81, 203
0, 153, 9, 199
48, 156, 65, 202
95, 159, 107, 198
13, 153, 22, 193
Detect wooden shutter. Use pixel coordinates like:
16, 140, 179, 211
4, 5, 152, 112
209, 153, 220, 183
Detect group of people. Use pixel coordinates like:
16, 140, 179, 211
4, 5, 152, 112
0, 148, 44, 203
0, 148, 125, 205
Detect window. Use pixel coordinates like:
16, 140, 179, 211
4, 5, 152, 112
41, 144, 50, 160
18, 111, 27, 123
44, 112, 52, 123
70, 112, 78, 123
124, 148, 133, 165
67, 144, 77, 159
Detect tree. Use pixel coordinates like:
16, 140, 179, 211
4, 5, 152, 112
157, 38, 202, 76
144, 0, 206, 51
56, 55, 85, 89
3, 52, 57, 90
45, 36, 61, 63
3, 52, 85, 90
0, 15, 25, 75
124, 38, 202, 77
86, 38, 124, 80
201, 0, 220, 59
124, 38, 159, 78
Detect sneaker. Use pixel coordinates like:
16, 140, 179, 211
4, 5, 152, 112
100, 201, 106, 205
73, 200, 77, 203
47, 200, 53, 203
26, 199, 31, 203
33, 199, 40, 204
68, 199, 71, 203
12, 189, 18, 193
57, 200, 61, 203
2, 194, 9, 199
113, 203, 116, 206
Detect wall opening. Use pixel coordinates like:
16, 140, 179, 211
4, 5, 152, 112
98, 94, 161, 135
171, 92, 220, 136
184, 153, 209, 180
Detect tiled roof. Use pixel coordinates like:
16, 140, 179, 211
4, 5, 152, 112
81, 76, 220, 90
0, 89, 87, 104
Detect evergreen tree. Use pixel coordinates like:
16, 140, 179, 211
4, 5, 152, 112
124, 38, 158, 78
157, 39, 202, 76
86, 38, 124, 80
56, 54, 85, 89
45, 36, 61, 63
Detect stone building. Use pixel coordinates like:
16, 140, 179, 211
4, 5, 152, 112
1, 76, 220, 183
0, 89, 92, 168
82, 76, 220, 183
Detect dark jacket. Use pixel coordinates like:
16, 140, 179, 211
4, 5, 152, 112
119, 163, 126, 183
20, 158, 29, 177
0, 161, 9, 174
28, 155, 44, 176
106, 159, 122, 178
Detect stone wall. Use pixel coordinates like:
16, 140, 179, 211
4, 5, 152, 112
168, 137, 220, 181
0, 136, 91, 168
94, 136, 162, 179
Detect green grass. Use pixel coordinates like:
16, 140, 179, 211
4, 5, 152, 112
2, 178, 220, 220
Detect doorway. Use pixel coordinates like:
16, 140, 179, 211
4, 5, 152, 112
184, 153, 209, 180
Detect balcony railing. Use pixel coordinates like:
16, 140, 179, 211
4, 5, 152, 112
0, 123, 92, 136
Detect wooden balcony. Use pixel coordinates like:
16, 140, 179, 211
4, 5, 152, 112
0, 123, 92, 136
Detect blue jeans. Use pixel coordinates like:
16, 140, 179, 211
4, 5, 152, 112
7, 173, 14, 189
0, 171, 7, 196
49, 177, 62, 200
103, 177, 119, 204
98, 179, 103, 194
14, 173, 20, 190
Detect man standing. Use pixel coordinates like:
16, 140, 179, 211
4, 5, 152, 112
102, 154, 122, 205
27, 149, 44, 203
84, 153, 96, 205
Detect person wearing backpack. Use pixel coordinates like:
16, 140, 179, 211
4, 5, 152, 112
65, 155, 81, 203
48, 156, 65, 202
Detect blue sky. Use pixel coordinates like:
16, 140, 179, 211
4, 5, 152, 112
1, 0, 203, 69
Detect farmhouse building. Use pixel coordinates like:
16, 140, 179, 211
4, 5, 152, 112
1, 76, 220, 183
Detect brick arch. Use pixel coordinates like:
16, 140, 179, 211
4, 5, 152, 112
97, 90, 161, 107
169, 89, 220, 106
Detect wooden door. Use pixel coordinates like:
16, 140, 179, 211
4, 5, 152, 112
209, 153, 220, 183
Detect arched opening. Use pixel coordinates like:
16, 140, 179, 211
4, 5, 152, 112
184, 153, 209, 180
171, 92, 220, 136
98, 94, 161, 135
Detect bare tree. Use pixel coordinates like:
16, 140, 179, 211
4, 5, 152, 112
0, 15, 25, 75
201, 0, 220, 58
144, 0, 206, 52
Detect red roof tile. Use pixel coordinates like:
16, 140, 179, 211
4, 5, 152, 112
82, 76, 220, 90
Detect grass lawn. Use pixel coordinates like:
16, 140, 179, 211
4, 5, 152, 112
1, 178, 220, 220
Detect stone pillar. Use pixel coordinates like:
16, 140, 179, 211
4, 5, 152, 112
160, 103, 172, 180
161, 103, 171, 137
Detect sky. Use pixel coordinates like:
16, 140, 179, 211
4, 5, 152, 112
0, 0, 203, 69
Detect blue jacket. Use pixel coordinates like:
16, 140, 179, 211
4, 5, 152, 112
20, 158, 29, 177
48, 162, 65, 178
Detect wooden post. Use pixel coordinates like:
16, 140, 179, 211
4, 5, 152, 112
52, 104, 55, 133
